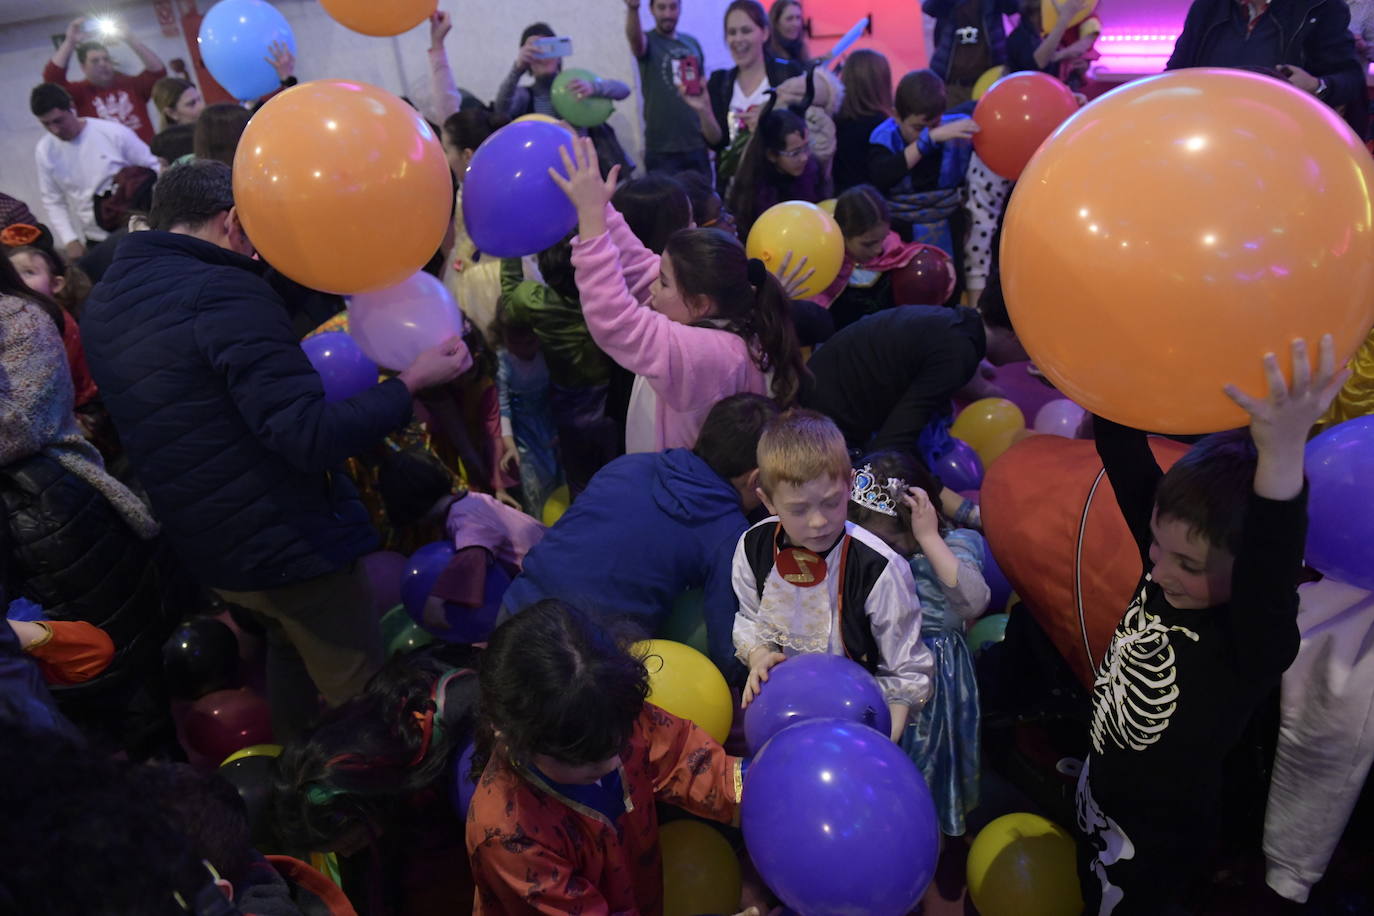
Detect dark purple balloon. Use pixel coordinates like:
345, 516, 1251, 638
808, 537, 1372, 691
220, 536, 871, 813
933, 438, 985, 492
982, 538, 1013, 611
1305, 416, 1374, 590
461, 121, 578, 258
451, 741, 477, 819
743, 654, 891, 754
401, 541, 510, 644
742, 718, 940, 916
301, 331, 378, 402
401, 541, 456, 618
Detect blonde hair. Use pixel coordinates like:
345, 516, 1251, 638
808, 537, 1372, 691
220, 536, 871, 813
757, 409, 851, 495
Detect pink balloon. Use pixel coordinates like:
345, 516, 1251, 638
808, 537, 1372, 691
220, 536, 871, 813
348, 271, 464, 371
1034, 398, 1088, 437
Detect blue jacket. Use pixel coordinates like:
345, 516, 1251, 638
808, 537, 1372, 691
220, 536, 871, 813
501, 449, 748, 682
81, 232, 413, 591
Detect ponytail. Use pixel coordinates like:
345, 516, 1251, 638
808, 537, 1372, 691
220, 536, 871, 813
748, 261, 806, 405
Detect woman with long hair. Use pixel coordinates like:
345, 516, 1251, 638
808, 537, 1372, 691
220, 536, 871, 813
833, 48, 894, 191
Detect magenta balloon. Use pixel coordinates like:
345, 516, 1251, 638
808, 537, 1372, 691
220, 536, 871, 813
301, 330, 378, 402
743, 654, 890, 754
348, 271, 464, 371
1034, 398, 1088, 437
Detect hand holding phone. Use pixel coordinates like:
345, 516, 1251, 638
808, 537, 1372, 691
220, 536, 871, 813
679, 55, 703, 96
532, 36, 574, 59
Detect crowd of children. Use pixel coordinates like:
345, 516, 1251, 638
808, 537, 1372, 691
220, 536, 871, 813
3, 1, 1373, 914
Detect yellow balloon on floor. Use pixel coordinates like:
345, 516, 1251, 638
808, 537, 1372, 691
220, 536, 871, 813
746, 201, 844, 300
660, 820, 742, 916
219, 743, 282, 767
634, 639, 733, 744
967, 813, 1084, 916
541, 484, 570, 527
952, 398, 1026, 468
972, 65, 1006, 101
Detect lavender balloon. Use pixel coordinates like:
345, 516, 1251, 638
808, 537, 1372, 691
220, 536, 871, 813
743, 654, 890, 754
742, 718, 940, 916
462, 120, 579, 258
348, 271, 464, 371
1304, 416, 1374, 590
933, 438, 985, 492
1034, 398, 1087, 437
301, 331, 378, 402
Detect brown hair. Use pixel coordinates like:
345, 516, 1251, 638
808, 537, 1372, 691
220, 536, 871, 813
847, 449, 948, 536
193, 103, 251, 166
839, 49, 894, 121
724, 0, 770, 39
6, 245, 91, 318
894, 69, 947, 121
151, 77, 196, 130
767, 0, 807, 61
833, 184, 889, 239
757, 408, 851, 495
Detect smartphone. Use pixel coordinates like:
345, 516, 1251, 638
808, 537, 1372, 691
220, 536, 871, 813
679, 55, 703, 96
532, 36, 574, 59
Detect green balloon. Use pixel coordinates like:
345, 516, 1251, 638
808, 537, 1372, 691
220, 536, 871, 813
380, 604, 434, 658
658, 589, 710, 656
967, 613, 1009, 656
551, 68, 614, 128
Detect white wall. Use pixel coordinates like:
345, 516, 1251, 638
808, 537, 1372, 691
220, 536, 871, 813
0, 0, 739, 221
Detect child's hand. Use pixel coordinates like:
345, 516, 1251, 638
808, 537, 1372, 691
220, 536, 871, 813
903, 487, 941, 544
429, 10, 452, 49
741, 648, 786, 708
499, 436, 520, 475
567, 78, 594, 100
265, 40, 295, 81
930, 120, 980, 144
776, 251, 815, 298
548, 136, 620, 236
495, 489, 522, 510
1223, 334, 1349, 500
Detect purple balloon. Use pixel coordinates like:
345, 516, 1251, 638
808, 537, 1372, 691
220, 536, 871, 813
401, 542, 510, 644
1033, 397, 1087, 437
934, 438, 984, 491
982, 539, 1013, 611
301, 331, 378, 402
1305, 417, 1374, 590
451, 741, 477, 819
742, 719, 940, 916
348, 271, 464, 372
743, 654, 891, 754
401, 541, 456, 619
462, 121, 578, 258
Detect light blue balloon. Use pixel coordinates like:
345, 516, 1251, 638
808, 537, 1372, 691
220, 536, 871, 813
198, 0, 296, 102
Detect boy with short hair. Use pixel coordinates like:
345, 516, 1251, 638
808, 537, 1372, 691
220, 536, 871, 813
866, 69, 980, 251
731, 409, 933, 740
1079, 336, 1348, 914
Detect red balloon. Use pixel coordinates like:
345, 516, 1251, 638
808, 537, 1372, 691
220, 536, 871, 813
890, 245, 956, 305
182, 687, 273, 764
972, 72, 1079, 180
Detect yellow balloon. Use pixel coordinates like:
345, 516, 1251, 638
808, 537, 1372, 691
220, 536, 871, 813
1041, 0, 1096, 34
817, 198, 837, 216
972, 65, 1007, 101
967, 813, 1084, 916
541, 484, 570, 526
951, 398, 1026, 468
634, 639, 733, 744
745, 201, 845, 300
219, 743, 283, 767
660, 820, 742, 916
515, 113, 576, 135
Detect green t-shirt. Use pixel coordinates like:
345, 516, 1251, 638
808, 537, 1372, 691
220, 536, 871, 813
638, 29, 706, 155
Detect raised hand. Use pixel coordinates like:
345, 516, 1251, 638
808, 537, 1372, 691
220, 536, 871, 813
265, 40, 294, 81
775, 251, 815, 298
548, 136, 620, 236
429, 10, 452, 49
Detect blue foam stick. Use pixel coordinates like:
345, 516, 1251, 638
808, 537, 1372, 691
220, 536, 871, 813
827, 17, 870, 68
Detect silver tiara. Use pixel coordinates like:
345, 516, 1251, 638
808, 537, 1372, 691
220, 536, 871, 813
850, 465, 903, 517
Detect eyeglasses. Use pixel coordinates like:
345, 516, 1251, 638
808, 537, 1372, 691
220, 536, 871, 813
778, 142, 811, 160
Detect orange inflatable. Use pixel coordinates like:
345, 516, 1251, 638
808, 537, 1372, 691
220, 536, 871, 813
972, 71, 1078, 180
1002, 69, 1374, 435
981, 435, 1187, 688
320, 0, 436, 36
234, 80, 452, 295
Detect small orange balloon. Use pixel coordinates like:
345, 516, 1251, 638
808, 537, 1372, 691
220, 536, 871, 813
234, 80, 452, 295
1002, 69, 1374, 434
320, 0, 435, 37
973, 71, 1079, 180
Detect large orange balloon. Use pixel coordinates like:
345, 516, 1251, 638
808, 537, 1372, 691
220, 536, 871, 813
1002, 69, 1374, 434
972, 71, 1079, 180
319, 0, 435, 37
234, 80, 452, 295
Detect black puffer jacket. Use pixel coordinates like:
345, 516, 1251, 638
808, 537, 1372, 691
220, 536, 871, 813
0, 454, 175, 699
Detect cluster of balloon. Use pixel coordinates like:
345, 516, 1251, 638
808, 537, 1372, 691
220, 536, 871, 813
1002, 69, 1374, 434
400, 542, 509, 644
889, 244, 957, 306
972, 71, 1079, 181
380, 604, 435, 658
348, 271, 466, 372
551, 69, 615, 127
932, 439, 984, 492
660, 820, 743, 916
219, 744, 283, 850
967, 813, 1084, 916
197, 0, 295, 101
746, 201, 845, 300
658, 589, 710, 656
163, 617, 240, 699
1304, 417, 1374, 589
634, 639, 733, 744
182, 687, 274, 764
464, 120, 580, 258
320, 0, 435, 35
743, 654, 890, 754
952, 398, 1027, 469
301, 331, 378, 402
233, 79, 452, 296
743, 719, 940, 915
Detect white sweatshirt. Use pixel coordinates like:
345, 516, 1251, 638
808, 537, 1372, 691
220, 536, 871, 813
34, 117, 159, 247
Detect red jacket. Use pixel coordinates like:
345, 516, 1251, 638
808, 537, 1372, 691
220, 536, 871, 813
42, 61, 162, 142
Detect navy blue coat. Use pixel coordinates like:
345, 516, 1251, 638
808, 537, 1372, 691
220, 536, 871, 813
81, 232, 413, 591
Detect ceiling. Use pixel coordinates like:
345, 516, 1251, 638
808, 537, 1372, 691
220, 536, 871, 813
0, 0, 150, 28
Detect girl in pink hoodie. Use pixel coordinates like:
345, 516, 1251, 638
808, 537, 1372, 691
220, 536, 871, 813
550, 137, 805, 452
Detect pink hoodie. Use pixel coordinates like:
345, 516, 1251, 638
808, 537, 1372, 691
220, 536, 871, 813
570, 204, 771, 452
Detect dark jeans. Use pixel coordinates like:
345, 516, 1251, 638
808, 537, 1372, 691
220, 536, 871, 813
551, 383, 619, 496
644, 146, 712, 179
